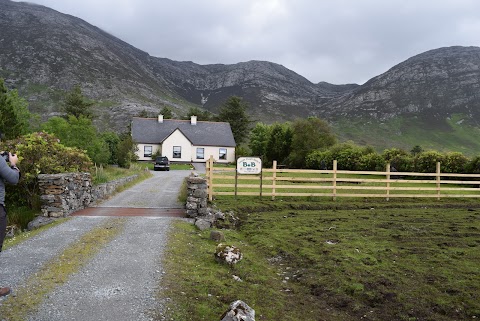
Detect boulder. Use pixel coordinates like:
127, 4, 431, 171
195, 218, 212, 231
27, 216, 56, 231
215, 244, 243, 265
220, 300, 255, 321
186, 209, 198, 218
5, 225, 19, 238
214, 210, 226, 220
210, 230, 225, 242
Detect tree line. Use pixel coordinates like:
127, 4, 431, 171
3, 78, 480, 208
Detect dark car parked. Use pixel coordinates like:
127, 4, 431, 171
154, 156, 170, 171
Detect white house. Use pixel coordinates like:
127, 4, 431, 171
131, 115, 236, 163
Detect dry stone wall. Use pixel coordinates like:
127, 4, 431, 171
38, 172, 138, 218
185, 175, 208, 218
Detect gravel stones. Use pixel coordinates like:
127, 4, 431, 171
28, 217, 174, 321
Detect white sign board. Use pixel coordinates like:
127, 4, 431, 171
237, 157, 262, 174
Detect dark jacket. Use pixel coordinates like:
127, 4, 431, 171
0, 157, 20, 205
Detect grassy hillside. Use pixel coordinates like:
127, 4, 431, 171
333, 114, 480, 156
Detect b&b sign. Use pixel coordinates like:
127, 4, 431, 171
237, 157, 262, 174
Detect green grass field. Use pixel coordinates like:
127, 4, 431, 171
160, 198, 480, 320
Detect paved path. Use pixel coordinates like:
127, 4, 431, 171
0, 169, 192, 320
192, 162, 206, 174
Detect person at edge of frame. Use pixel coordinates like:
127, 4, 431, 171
0, 147, 21, 297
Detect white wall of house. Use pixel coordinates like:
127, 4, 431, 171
136, 143, 161, 161
162, 129, 193, 162
191, 146, 235, 163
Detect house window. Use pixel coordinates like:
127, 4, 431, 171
144, 146, 152, 158
196, 148, 205, 159
173, 146, 182, 159
219, 148, 227, 160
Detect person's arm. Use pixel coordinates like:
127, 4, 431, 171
0, 154, 19, 185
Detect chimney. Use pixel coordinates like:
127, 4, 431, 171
190, 115, 197, 125
158, 114, 164, 123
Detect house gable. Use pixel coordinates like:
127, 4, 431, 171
160, 128, 193, 144
162, 129, 193, 162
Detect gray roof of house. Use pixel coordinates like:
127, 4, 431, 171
131, 118, 236, 147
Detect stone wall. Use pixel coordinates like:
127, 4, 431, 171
38, 173, 138, 218
185, 175, 208, 218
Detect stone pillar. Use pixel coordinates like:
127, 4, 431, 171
186, 175, 208, 218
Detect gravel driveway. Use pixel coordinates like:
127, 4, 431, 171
0, 169, 192, 320
99, 170, 189, 208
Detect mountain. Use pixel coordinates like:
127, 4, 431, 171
0, 0, 353, 130
319, 46, 480, 122
2, 0, 480, 154
317, 46, 480, 154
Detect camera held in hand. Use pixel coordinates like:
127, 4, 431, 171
1, 151, 10, 163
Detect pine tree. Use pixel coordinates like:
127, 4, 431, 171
216, 96, 252, 144
63, 85, 94, 119
0, 78, 31, 139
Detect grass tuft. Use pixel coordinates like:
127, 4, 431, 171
6, 206, 38, 230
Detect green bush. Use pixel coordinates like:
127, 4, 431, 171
42, 115, 110, 165
235, 144, 251, 159
415, 150, 445, 173
382, 148, 409, 161
442, 152, 469, 173
305, 150, 333, 169
303, 141, 473, 174
101, 131, 121, 165
0, 132, 92, 208
358, 153, 386, 171
390, 154, 415, 172
382, 148, 415, 171
465, 156, 480, 173
288, 117, 336, 168
117, 133, 138, 168
335, 145, 364, 170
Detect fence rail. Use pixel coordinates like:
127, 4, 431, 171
205, 157, 480, 201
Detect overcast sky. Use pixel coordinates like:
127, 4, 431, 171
23, 0, 480, 85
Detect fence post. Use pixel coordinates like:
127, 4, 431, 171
259, 169, 263, 198
386, 163, 391, 201
272, 160, 277, 201
235, 165, 238, 200
208, 155, 214, 202
333, 160, 337, 201
436, 162, 441, 200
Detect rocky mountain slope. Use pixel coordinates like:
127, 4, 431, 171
1, 0, 480, 153
319, 46, 480, 123
0, 0, 353, 129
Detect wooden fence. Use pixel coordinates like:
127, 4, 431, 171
206, 157, 480, 201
